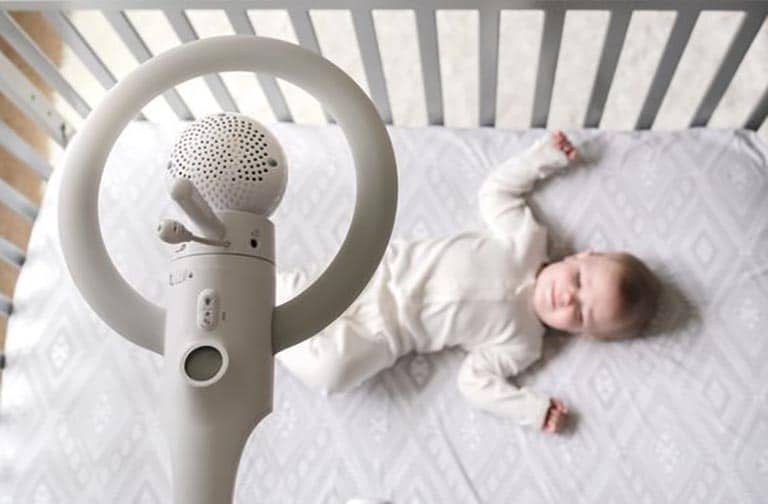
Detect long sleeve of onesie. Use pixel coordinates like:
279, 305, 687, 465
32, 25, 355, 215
478, 134, 569, 244
457, 341, 551, 429
456, 134, 569, 429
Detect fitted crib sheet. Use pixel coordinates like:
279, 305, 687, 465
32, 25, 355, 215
1, 123, 767, 503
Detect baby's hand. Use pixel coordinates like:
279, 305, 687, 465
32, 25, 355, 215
552, 130, 577, 162
542, 397, 569, 434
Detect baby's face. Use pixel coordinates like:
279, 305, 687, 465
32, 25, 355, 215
533, 251, 627, 336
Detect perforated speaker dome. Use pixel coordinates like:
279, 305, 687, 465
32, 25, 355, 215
167, 113, 287, 215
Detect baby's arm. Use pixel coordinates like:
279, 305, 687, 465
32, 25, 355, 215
478, 131, 575, 242
456, 343, 551, 430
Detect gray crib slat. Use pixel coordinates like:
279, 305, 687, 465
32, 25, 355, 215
0, 177, 38, 222
0, 292, 11, 317
0, 10, 91, 119
532, 6, 565, 128
43, 11, 147, 121
225, 9, 293, 122
0, 236, 25, 268
104, 10, 193, 120
479, 8, 499, 127
165, 10, 239, 114
416, 8, 443, 125
635, 9, 699, 130
289, 9, 333, 124
584, 7, 631, 128
287, 9, 321, 55
352, 9, 392, 124
41, 10, 149, 121
0, 119, 53, 180
42, 11, 115, 88
690, 12, 765, 128
0, 51, 74, 146
744, 84, 768, 131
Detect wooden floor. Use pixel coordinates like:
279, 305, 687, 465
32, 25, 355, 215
0, 12, 61, 361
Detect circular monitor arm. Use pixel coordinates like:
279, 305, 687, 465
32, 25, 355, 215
58, 36, 397, 356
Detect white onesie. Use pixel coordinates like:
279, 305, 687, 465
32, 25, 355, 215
276, 134, 569, 429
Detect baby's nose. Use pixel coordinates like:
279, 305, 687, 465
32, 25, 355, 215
559, 288, 575, 306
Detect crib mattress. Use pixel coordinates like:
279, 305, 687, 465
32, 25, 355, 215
2, 123, 767, 503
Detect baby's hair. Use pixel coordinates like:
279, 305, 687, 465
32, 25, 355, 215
594, 252, 661, 340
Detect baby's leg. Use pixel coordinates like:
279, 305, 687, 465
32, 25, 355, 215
275, 268, 399, 394
277, 314, 397, 394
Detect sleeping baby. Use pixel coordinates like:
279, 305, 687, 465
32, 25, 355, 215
276, 131, 660, 434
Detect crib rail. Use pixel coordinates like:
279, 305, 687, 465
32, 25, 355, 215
0, 0, 767, 352
0, 1, 765, 130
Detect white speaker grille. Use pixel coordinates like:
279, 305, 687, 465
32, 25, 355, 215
168, 113, 287, 215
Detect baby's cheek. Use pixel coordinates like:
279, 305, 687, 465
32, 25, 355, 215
547, 311, 570, 332
558, 310, 575, 332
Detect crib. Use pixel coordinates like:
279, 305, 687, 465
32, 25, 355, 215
1, 1, 767, 502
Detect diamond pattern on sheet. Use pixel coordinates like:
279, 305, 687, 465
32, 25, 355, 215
2, 124, 768, 503
704, 134, 768, 229
716, 276, 768, 376
736, 413, 768, 499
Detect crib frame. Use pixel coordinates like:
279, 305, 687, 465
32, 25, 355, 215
0, 0, 766, 365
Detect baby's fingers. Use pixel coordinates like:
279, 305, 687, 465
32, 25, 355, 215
543, 413, 557, 433
552, 398, 568, 413
549, 411, 563, 432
